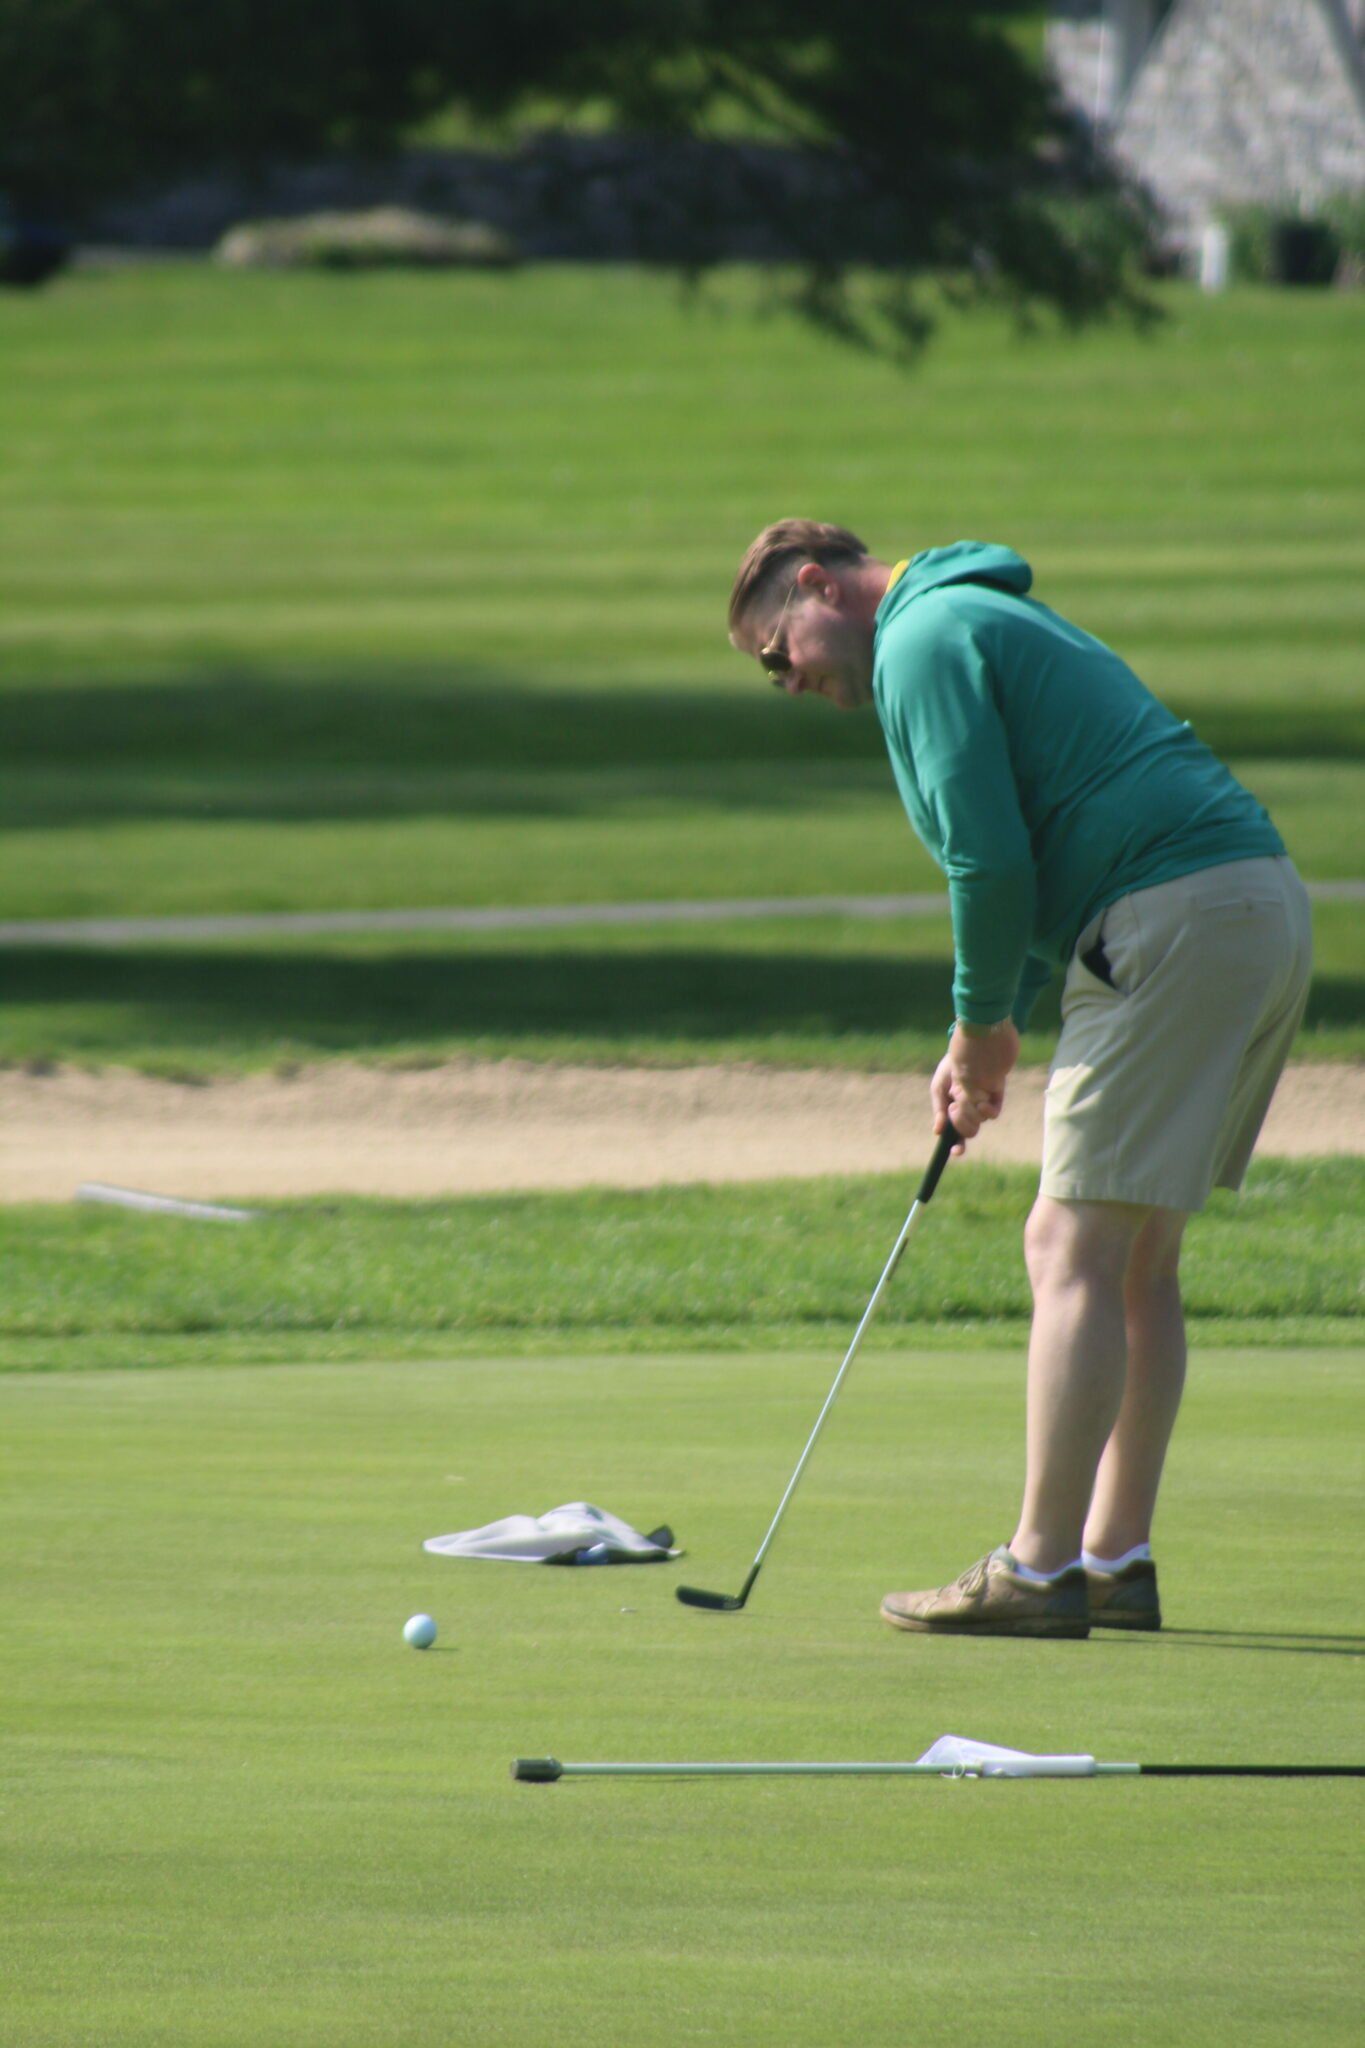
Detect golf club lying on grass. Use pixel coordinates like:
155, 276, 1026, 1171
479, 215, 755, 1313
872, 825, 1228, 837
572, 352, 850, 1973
676, 1118, 959, 1615
513, 1759, 1365, 1784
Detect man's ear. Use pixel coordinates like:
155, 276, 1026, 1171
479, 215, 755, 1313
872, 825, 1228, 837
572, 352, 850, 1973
795, 559, 833, 602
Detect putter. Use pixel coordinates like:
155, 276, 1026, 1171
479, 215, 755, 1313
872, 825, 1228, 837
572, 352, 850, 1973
677, 1118, 959, 1614
513, 1757, 1365, 1784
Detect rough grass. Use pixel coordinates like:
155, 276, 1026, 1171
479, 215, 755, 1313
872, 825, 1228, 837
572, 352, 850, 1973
1, 1347, 1360, 2046
3, 1158, 1359, 1372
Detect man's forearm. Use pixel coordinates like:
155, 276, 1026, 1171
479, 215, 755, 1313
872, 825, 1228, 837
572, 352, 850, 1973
948, 866, 1035, 1026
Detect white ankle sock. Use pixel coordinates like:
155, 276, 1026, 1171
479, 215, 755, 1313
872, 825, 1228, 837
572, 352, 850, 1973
1082, 1542, 1153, 1574
1008, 1551, 1082, 1585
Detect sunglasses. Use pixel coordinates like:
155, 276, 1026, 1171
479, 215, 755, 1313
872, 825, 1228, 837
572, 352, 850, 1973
759, 579, 800, 684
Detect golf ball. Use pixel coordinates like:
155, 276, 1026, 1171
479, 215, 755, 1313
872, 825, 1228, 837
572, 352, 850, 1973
403, 1613, 438, 1650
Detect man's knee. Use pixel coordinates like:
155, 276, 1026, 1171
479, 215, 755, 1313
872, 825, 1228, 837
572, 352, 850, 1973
1025, 1195, 1146, 1292
1125, 1210, 1188, 1297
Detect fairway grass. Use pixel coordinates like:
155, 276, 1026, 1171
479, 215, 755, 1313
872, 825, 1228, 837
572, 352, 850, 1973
1, 265, 1362, 1068
3, 1349, 1360, 2046
1, 265, 1361, 1075
2, 897, 1361, 1072
3, 268, 1362, 721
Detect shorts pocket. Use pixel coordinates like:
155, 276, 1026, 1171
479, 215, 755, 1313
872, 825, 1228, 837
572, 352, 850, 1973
1096, 896, 1143, 998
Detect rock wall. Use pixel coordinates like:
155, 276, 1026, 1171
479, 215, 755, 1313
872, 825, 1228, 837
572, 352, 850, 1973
88, 136, 897, 263
1051, 0, 1365, 237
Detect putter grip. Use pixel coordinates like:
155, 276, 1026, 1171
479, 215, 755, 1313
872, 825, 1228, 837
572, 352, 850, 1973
916, 1121, 958, 1205
512, 1757, 563, 1782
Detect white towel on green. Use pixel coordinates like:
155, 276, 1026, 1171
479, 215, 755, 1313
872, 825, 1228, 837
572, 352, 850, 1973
917, 1734, 1096, 1778
424, 1502, 680, 1565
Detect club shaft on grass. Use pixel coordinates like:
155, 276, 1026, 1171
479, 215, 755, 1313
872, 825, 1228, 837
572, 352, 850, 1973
517, 1760, 1106, 1779
679, 1122, 957, 1610
514, 1759, 1365, 1783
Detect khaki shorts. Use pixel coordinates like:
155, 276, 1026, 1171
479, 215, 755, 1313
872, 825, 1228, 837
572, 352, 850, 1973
1041, 856, 1312, 1213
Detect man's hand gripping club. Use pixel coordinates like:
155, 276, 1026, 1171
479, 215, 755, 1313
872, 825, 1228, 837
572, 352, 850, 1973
932, 1018, 1020, 1153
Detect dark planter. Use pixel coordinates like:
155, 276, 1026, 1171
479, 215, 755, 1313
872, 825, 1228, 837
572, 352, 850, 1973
1269, 218, 1339, 286
0, 216, 71, 287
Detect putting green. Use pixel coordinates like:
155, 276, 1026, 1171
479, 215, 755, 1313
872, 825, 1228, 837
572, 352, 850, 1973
2, 1349, 1360, 2045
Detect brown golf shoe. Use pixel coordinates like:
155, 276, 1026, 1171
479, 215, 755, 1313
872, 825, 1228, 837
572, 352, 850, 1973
880, 1545, 1090, 1639
1085, 1556, 1162, 1631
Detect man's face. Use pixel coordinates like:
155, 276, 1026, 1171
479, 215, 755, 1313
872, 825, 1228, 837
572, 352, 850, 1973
738, 567, 875, 711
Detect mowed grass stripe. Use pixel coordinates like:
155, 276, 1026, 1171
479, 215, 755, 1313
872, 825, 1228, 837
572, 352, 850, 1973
9, 556, 1365, 615
6, 581, 1365, 647
2, 270, 1361, 685
0, 266, 1359, 1064
0, 899, 1359, 1068
5, 527, 1365, 574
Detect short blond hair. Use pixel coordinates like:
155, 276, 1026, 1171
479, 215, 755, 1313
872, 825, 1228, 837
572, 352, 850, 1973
728, 519, 868, 638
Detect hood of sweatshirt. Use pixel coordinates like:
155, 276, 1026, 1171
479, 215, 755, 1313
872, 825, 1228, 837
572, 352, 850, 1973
875, 542, 1033, 632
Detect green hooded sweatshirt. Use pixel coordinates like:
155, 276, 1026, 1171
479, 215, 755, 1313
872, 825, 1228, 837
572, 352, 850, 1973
872, 543, 1284, 1029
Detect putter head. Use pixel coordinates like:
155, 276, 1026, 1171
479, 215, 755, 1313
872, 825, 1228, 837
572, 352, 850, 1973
676, 1585, 745, 1611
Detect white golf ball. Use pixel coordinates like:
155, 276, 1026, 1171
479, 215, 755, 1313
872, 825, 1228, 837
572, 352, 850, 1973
403, 1613, 438, 1650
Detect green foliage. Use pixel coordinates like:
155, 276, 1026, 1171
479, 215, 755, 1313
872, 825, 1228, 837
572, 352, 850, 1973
1223, 209, 1277, 286
1321, 191, 1365, 265
0, 1, 1153, 349
1223, 203, 1359, 286
1020, 190, 1165, 300
0, 0, 457, 215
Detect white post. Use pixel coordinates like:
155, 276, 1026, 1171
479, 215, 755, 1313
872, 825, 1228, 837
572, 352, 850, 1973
1199, 220, 1230, 293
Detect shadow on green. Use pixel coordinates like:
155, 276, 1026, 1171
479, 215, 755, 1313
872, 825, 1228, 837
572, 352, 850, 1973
1151, 1630, 1365, 1660
1, 664, 1360, 836
6, 940, 1365, 1063
0, 665, 879, 798
1, 941, 967, 1049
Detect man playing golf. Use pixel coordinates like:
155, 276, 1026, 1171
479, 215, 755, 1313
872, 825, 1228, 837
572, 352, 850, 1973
729, 521, 1312, 1637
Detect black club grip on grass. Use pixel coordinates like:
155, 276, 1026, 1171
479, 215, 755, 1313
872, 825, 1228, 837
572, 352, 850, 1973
916, 1121, 959, 1205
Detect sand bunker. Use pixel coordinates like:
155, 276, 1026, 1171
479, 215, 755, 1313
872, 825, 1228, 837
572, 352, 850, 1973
1, 1059, 1359, 1204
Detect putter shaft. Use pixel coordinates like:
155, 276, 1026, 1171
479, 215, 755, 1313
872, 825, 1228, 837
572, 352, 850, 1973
513, 1757, 1365, 1784
678, 1123, 958, 1613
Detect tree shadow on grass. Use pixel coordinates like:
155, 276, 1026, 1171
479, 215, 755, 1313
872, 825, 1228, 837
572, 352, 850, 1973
1, 664, 1359, 832
0, 759, 895, 831
5, 946, 1362, 1060
0, 943, 965, 1054
0, 668, 887, 829
1295, 974, 1365, 1032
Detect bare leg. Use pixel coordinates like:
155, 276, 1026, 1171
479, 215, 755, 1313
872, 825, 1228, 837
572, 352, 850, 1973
1082, 1209, 1188, 1558
1010, 1197, 1149, 1574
